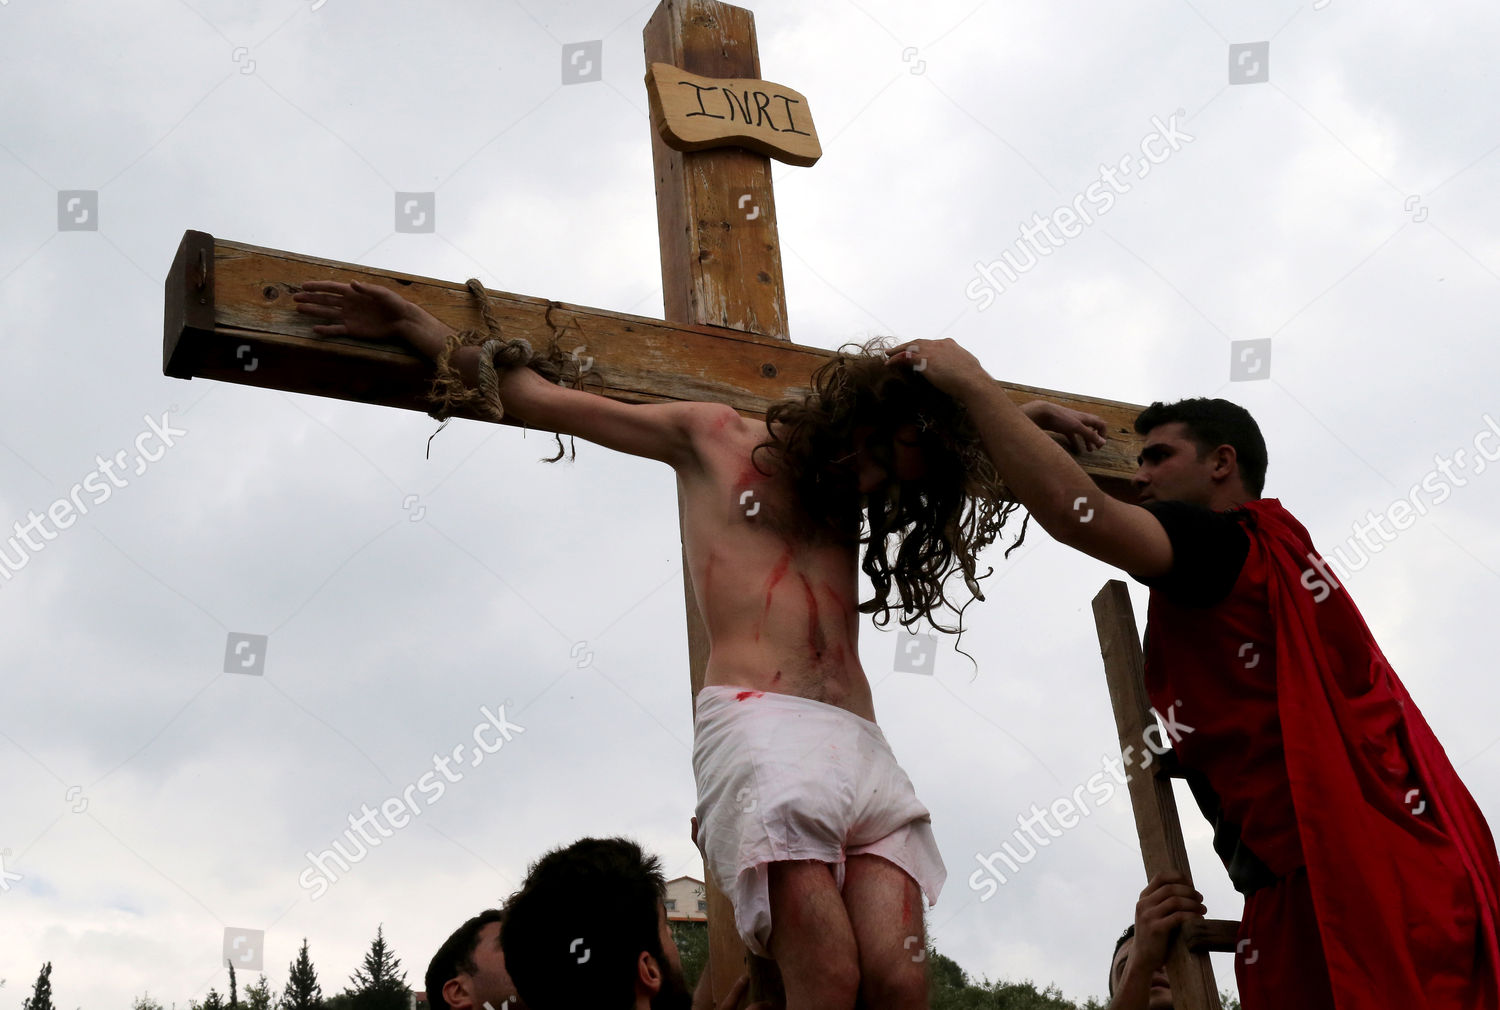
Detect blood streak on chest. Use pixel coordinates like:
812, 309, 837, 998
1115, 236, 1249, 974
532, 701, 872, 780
755, 550, 793, 641
799, 573, 827, 656
822, 581, 853, 628
735, 690, 764, 701
734, 460, 768, 486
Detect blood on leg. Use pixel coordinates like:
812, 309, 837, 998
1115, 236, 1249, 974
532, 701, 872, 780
842, 854, 929, 1010
766, 860, 860, 1010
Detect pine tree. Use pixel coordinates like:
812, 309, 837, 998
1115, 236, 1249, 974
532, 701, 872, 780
228, 961, 239, 1010
132, 994, 166, 1010
245, 975, 277, 1010
279, 939, 324, 1010
345, 925, 408, 1010
21, 963, 54, 1010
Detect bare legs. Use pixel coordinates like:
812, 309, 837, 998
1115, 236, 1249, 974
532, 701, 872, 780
765, 855, 928, 1010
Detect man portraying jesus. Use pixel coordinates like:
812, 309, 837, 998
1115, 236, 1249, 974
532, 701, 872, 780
889, 336, 1500, 1009
291, 279, 1105, 1010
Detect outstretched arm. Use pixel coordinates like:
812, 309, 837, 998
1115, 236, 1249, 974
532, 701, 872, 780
887, 338, 1172, 578
294, 280, 731, 470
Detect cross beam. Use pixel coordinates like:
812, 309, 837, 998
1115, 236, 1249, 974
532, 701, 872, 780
161, 231, 1147, 499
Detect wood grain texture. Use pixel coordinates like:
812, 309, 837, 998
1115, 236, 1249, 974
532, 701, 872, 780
644, 0, 788, 340
162, 233, 1147, 501
646, 62, 822, 166
645, 4, 786, 1003
1092, 580, 1223, 1010
1185, 919, 1242, 954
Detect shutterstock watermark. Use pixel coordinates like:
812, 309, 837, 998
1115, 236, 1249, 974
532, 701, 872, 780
299, 703, 525, 899
968, 703, 1193, 900
0, 849, 22, 892
0, 412, 186, 586
965, 113, 1194, 310
1301, 413, 1500, 601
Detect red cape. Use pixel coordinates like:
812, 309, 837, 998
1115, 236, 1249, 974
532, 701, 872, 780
1243, 500, 1500, 1007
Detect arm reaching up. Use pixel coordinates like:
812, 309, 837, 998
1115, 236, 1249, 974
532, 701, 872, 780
294, 279, 737, 471
1109, 871, 1206, 1010
886, 338, 1174, 578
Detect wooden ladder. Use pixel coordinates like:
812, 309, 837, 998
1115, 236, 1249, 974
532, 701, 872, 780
1092, 580, 1241, 1010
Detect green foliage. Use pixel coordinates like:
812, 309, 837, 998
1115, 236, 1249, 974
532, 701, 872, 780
344, 925, 408, 1010
669, 921, 710, 991
926, 949, 968, 993
22, 963, 54, 1010
190, 987, 227, 1010
928, 953, 1091, 1010
923, 941, 1240, 1010
279, 939, 325, 1010
132, 993, 166, 1010
926, 944, 1121, 1010
245, 975, 277, 1010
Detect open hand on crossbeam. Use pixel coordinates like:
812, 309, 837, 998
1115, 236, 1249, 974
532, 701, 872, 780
292, 280, 450, 352
1020, 399, 1109, 455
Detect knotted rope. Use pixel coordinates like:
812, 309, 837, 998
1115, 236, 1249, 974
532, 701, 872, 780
425, 278, 579, 461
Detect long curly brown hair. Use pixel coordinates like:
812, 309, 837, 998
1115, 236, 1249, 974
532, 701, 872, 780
754, 339, 1027, 637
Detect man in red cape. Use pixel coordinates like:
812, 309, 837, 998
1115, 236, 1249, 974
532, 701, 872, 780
888, 337, 1500, 1009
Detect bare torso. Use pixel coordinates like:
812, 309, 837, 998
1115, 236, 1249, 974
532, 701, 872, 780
678, 410, 875, 722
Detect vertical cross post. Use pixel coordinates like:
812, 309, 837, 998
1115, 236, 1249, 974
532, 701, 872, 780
643, 1, 789, 1003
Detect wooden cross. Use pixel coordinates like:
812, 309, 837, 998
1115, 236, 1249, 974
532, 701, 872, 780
163, 1, 1149, 1002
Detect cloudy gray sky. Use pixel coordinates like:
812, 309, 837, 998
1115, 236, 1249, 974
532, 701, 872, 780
3, 0, 1499, 1005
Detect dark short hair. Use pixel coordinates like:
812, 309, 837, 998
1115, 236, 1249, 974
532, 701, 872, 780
1134, 397, 1268, 497
426, 909, 505, 1010
500, 837, 668, 1010
1109, 924, 1136, 996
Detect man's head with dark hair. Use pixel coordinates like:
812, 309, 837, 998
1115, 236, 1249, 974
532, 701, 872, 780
500, 837, 689, 1010
425, 909, 524, 1010
1108, 923, 1173, 1008
756, 339, 1024, 636
1133, 398, 1268, 506
1109, 924, 1136, 996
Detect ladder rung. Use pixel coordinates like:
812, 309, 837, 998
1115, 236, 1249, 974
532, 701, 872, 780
1184, 918, 1242, 953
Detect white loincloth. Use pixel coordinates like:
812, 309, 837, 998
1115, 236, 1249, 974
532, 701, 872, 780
692, 685, 946, 956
